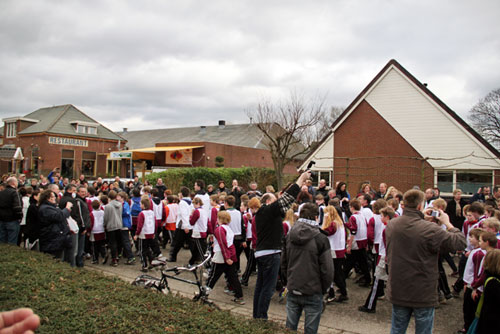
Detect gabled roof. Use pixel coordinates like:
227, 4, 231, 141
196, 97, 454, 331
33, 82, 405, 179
119, 123, 268, 150
17, 104, 123, 141
332, 59, 500, 158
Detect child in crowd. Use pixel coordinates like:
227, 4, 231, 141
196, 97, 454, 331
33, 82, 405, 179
323, 205, 348, 303
133, 198, 156, 272
344, 199, 371, 287
206, 211, 245, 305
483, 217, 500, 248
240, 197, 260, 287
189, 197, 208, 265
474, 249, 500, 333
117, 191, 135, 265
315, 194, 325, 225
162, 195, 177, 248
359, 206, 395, 313
460, 228, 484, 333
90, 200, 107, 264
129, 188, 142, 252
224, 195, 246, 272
208, 194, 220, 235
471, 231, 498, 299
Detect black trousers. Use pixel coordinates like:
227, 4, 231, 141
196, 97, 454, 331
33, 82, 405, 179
363, 277, 385, 311
169, 228, 193, 261
190, 237, 207, 265
107, 230, 121, 261
454, 253, 468, 291
206, 261, 243, 298
138, 238, 155, 268
438, 256, 451, 295
92, 239, 106, 262
241, 248, 256, 284
463, 287, 478, 331
344, 248, 371, 283
233, 238, 245, 272
333, 258, 347, 296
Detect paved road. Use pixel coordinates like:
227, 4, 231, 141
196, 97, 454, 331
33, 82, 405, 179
87, 246, 463, 334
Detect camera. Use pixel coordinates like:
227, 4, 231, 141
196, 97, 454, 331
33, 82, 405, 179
306, 161, 317, 179
431, 210, 440, 218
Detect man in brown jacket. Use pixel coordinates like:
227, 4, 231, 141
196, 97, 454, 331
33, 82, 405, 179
386, 189, 466, 334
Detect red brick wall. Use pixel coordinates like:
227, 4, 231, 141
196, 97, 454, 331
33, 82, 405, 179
333, 100, 434, 195
2, 133, 119, 178
154, 141, 297, 174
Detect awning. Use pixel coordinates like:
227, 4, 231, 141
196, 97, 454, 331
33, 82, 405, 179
127, 145, 203, 153
108, 145, 204, 159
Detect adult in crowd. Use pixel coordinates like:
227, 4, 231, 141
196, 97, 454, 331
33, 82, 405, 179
216, 180, 229, 194
375, 183, 388, 200
445, 189, 468, 230
114, 176, 124, 191
315, 179, 329, 198
155, 178, 167, 200
424, 188, 435, 209
335, 181, 351, 218
0, 177, 23, 244
247, 181, 263, 199
281, 202, 333, 334
229, 179, 244, 208
253, 171, 308, 320
38, 189, 73, 259
385, 189, 466, 334
74, 186, 91, 267
25, 189, 41, 250
470, 186, 490, 204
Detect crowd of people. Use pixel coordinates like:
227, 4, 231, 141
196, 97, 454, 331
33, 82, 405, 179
1, 170, 500, 334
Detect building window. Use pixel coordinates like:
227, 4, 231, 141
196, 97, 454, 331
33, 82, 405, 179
75, 124, 97, 134
436, 170, 493, 195
82, 151, 96, 176
6, 122, 16, 138
31, 148, 39, 175
310, 170, 332, 187
61, 149, 74, 178
107, 160, 120, 176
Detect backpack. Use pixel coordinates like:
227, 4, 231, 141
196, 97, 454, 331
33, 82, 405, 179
130, 197, 142, 217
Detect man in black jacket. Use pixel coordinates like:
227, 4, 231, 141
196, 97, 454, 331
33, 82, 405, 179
281, 202, 333, 333
0, 177, 23, 244
73, 186, 91, 267
252, 171, 309, 320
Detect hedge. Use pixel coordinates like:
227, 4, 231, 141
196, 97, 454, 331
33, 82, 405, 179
0, 245, 286, 334
146, 167, 283, 194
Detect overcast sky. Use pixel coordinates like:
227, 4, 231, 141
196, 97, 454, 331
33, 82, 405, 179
1, 0, 499, 132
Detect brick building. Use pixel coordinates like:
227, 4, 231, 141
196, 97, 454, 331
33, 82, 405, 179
301, 59, 500, 196
0, 104, 124, 179
115, 121, 300, 175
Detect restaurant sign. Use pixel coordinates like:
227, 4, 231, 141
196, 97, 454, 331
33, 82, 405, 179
48, 136, 88, 147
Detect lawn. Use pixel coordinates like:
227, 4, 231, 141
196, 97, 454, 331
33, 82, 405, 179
0, 244, 285, 333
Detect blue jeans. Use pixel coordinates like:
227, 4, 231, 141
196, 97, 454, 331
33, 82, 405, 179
0, 221, 20, 245
286, 293, 323, 334
253, 253, 281, 319
391, 305, 435, 334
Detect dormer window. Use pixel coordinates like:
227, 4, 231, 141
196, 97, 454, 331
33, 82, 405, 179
6, 122, 16, 138
70, 121, 98, 135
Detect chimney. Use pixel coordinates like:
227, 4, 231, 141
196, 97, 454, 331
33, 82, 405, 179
122, 127, 128, 134
218, 120, 226, 129
200, 125, 207, 134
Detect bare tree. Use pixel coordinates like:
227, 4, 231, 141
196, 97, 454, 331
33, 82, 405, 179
313, 106, 345, 142
247, 91, 327, 189
469, 88, 500, 148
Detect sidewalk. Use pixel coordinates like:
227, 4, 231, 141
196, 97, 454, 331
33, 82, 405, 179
86, 247, 463, 334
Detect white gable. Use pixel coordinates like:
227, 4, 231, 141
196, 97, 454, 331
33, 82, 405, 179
299, 132, 334, 171
364, 66, 500, 169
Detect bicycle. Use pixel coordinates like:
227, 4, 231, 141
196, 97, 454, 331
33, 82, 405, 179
132, 252, 219, 309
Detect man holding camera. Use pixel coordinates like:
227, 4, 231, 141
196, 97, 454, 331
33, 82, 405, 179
386, 189, 466, 334
253, 171, 309, 320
